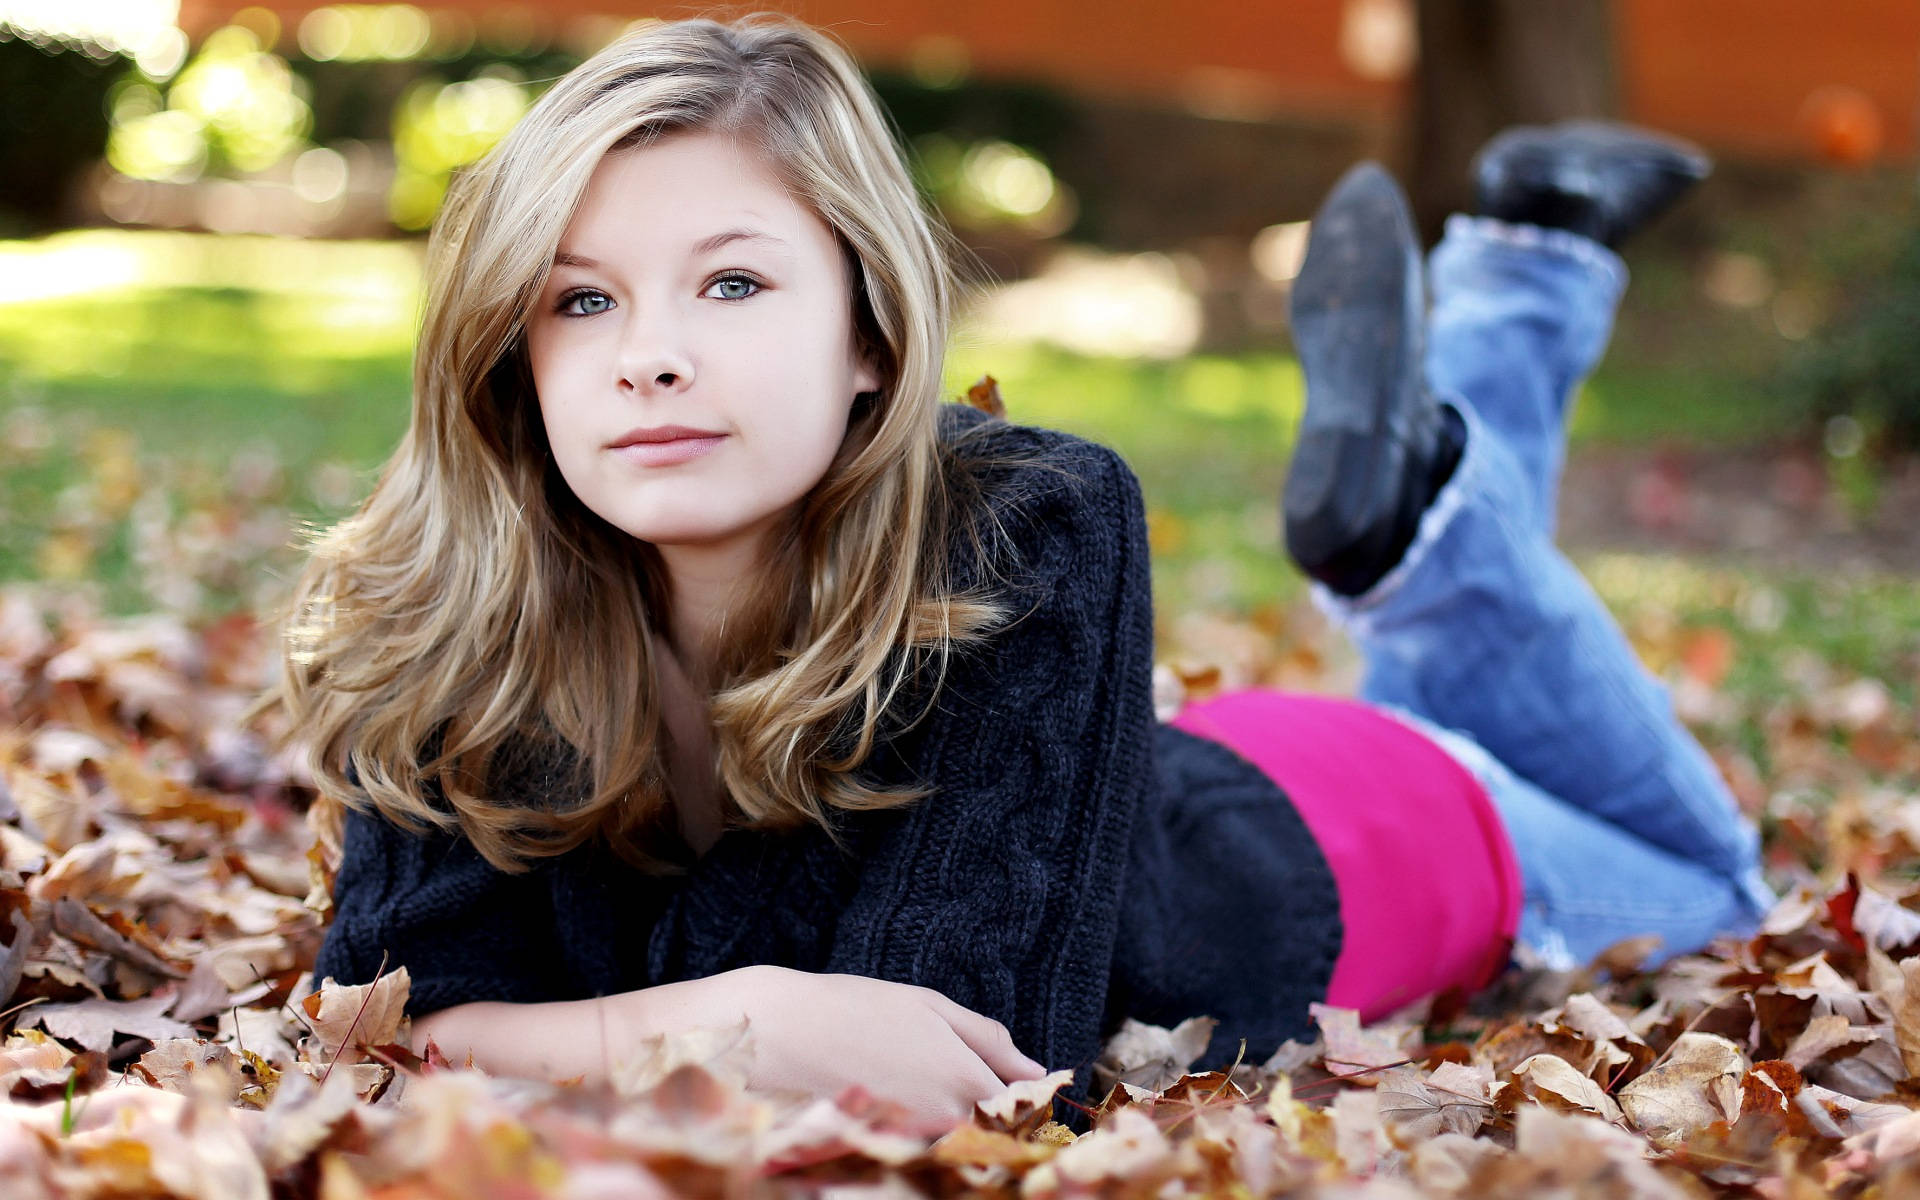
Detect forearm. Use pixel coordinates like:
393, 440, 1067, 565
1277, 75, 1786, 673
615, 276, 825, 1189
408, 997, 615, 1084
405, 977, 725, 1085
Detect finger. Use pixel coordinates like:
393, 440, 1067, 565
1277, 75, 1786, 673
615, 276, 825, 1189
915, 992, 1047, 1082
940, 1038, 1023, 1121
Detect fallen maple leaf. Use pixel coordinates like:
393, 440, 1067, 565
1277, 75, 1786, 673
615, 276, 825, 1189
1091, 1014, 1216, 1095
0, 1030, 75, 1100
1854, 884, 1920, 953
252, 1067, 368, 1175
931, 1121, 1052, 1170
1311, 1002, 1417, 1082
28, 991, 195, 1053
1376, 1062, 1494, 1140
1408, 1130, 1505, 1193
972, 1067, 1075, 1138
1784, 1012, 1885, 1070
1617, 1032, 1746, 1146
129, 1037, 241, 1099
1506, 1052, 1625, 1122
1041, 1105, 1177, 1194
298, 968, 410, 1067
1513, 1106, 1691, 1197
963, 375, 1007, 419
759, 1093, 932, 1171
1330, 1087, 1391, 1176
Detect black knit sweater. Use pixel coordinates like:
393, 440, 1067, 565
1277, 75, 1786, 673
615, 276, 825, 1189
313, 403, 1342, 1113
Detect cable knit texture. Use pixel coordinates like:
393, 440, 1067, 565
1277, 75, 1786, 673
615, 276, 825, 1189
313, 403, 1342, 1114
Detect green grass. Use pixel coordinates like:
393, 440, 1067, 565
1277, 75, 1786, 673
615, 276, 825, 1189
4, 233, 1914, 825
0, 228, 1854, 623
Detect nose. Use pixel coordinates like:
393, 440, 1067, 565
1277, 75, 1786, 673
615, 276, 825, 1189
614, 307, 696, 395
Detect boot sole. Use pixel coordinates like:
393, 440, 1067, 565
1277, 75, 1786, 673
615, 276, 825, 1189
1282, 163, 1427, 587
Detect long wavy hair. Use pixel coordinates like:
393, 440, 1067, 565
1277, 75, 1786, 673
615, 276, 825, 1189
249, 13, 1013, 876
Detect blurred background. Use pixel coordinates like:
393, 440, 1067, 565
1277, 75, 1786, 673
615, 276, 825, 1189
0, 1, 1916, 710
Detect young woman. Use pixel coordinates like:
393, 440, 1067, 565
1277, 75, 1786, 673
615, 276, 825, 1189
254, 15, 1773, 1136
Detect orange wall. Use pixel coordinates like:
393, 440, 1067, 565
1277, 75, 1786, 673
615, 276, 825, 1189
1619, 0, 1917, 160
787, 0, 1394, 117
180, 0, 1920, 163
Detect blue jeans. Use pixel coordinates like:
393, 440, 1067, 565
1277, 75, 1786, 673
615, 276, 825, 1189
1316, 215, 1776, 970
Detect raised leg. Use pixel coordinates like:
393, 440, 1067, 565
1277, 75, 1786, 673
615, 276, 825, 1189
1321, 400, 1773, 919
1437, 118, 1713, 531
1280, 136, 1772, 952
1425, 216, 1624, 533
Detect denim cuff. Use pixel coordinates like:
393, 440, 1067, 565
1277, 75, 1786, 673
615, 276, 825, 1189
1442, 213, 1629, 300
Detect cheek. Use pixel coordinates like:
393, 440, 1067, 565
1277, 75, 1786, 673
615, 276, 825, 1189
526, 337, 588, 442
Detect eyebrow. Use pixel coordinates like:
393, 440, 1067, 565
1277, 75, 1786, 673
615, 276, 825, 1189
552, 228, 793, 270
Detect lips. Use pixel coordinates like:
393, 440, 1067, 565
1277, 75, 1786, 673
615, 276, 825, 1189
608, 424, 726, 448
609, 429, 727, 468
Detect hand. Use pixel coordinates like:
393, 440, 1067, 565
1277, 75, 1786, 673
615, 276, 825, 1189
628, 965, 1050, 1136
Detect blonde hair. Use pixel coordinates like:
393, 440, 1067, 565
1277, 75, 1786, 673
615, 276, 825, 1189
249, 13, 1011, 874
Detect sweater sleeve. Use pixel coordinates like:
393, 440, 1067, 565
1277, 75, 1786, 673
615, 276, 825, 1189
822, 425, 1157, 1098
311, 768, 577, 1018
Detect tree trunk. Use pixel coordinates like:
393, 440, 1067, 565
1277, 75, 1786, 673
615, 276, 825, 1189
1405, 0, 1618, 244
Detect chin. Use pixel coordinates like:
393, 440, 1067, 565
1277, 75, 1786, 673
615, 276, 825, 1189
619, 512, 771, 550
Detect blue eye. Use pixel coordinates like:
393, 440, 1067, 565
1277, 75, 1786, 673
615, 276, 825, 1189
707, 274, 762, 301
557, 289, 613, 317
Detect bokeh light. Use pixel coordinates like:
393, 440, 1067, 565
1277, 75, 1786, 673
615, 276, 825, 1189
906, 34, 969, 89
912, 134, 1076, 238
297, 4, 430, 63
1339, 0, 1415, 82
0, 0, 180, 60
1250, 221, 1311, 284
107, 23, 312, 180
389, 68, 532, 229
1799, 85, 1885, 167
291, 146, 349, 205
967, 247, 1203, 359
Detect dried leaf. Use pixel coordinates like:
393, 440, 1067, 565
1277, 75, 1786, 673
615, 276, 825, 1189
963, 375, 1006, 418
298, 968, 410, 1066
972, 1067, 1075, 1137
759, 1094, 934, 1171
1376, 1064, 1493, 1139
1330, 1088, 1391, 1176
1508, 1053, 1625, 1122
29, 991, 195, 1052
219, 1003, 302, 1069
1512, 1106, 1690, 1198
130, 1038, 241, 1099
1049, 1106, 1176, 1189
1618, 1033, 1747, 1145
1855, 886, 1920, 953
1866, 948, 1920, 1077
51, 897, 185, 980
1785, 1013, 1885, 1069
0, 907, 32, 1010
1312, 1002, 1417, 1082
932, 1123, 1054, 1170
1092, 1015, 1215, 1095
1408, 1131, 1505, 1193
253, 1068, 367, 1175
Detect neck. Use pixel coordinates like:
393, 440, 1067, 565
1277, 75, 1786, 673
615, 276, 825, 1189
655, 536, 765, 681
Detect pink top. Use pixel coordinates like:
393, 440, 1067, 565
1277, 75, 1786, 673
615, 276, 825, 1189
1169, 690, 1521, 1020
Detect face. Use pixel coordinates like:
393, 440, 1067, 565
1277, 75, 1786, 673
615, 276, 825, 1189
525, 129, 881, 564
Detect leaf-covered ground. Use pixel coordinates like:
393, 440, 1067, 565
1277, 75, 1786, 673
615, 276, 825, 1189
0, 341, 1916, 1199
1, 518, 1918, 1197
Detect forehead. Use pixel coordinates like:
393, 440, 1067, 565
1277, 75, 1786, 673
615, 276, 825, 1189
562, 129, 830, 253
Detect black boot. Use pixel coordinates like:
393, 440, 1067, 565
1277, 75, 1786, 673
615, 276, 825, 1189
1473, 119, 1711, 249
1283, 163, 1464, 598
